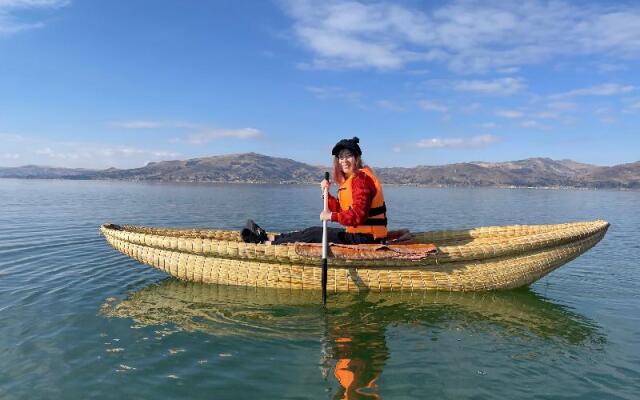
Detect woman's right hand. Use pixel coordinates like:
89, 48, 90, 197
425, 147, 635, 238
320, 179, 331, 193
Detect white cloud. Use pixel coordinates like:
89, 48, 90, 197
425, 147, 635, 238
184, 128, 262, 144
547, 101, 577, 111
462, 102, 481, 113
596, 63, 627, 73
111, 120, 201, 129
111, 120, 165, 129
376, 100, 404, 111
100, 147, 179, 158
34, 147, 68, 158
551, 83, 634, 99
495, 109, 524, 119
598, 111, 617, 123
413, 134, 499, 149
490, 104, 574, 125
406, 68, 430, 75
1, 132, 183, 168
454, 77, 525, 95
32, 145, 180, 163
419, 100, 448, 113
306, 86, 364, 107
534, 111, 560, 120
111, 119, 263, 145
620, 99, 640, 113
0, 132, 24, 140
0, 0, 69, 35
496, 67, 520, 74
285, 1, 433, 70
479, 122, 498, 129
520, 120, 539, 128
280, 1, 640, 73
260, 50, 275, 58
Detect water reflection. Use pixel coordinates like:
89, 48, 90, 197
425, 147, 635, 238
101, 280, 602, 399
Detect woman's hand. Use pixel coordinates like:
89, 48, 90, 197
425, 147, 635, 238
319, 210, 332, 221
320, 179, 331, 193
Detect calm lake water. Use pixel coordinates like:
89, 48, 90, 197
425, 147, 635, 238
0, 179, 638, 399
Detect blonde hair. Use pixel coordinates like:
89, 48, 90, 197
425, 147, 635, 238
332, 155, 364, 184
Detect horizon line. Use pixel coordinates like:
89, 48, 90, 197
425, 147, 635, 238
1, 152, 637, 170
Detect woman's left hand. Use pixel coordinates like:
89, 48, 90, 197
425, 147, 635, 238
319, 210, 332, 221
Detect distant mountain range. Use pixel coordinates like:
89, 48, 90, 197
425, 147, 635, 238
1, 152, 639, 189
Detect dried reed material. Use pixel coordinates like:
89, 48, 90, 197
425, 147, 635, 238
100, 220, 608, 291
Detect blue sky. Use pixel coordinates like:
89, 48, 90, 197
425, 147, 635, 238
1, 0, 639, 169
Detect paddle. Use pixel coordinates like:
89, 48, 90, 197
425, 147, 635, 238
322, 171, 330, 304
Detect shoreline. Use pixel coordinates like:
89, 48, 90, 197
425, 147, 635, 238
1, 177, 638, 191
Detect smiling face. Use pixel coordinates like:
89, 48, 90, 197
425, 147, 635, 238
337, 149, 356, 176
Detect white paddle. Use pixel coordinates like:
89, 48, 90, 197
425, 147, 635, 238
322, 171, 329, 304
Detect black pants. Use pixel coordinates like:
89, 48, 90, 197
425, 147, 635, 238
272, 226, 381, 245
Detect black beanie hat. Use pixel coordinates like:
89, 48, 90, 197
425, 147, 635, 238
331, 137, 362, 157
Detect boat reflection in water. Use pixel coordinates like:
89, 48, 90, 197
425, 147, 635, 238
101, 280, 602, 399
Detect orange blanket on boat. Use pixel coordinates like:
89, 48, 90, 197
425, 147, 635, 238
293, 243, 438, 261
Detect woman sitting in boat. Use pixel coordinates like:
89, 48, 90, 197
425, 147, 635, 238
241, 136, 388, 245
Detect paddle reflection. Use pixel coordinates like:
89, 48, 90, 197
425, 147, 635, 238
322, 296, 388, 399
101, 280, 601, 399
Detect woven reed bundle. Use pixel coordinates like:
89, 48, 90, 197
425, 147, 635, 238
101, 220, 608, 292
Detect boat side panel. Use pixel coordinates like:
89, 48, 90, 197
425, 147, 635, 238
101, 227, 606, 292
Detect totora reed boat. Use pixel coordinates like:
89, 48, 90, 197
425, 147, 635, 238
101, 220, 608, 292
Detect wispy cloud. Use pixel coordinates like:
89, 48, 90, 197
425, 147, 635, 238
534, 111, 560, 120
479, 122, 498, 129
520, 120, 540, 128
111, 120, 201, 129
547, 101, 577, 111
1, 133, 182, 168
419, 100, 448, 113
551, 83, 635, 99
306, 86, 365, 108
284, 1, 426, 70
596, 63, 628, 73
100, 147, 180, 158
307, 87, 403, 111
395, 134, 499, 152
112, 119, 263, 145
494, 102, 575, 127
495, 109, 524, 119
0, 0, 69, 35
0, 132, 24, 140
592, 106, 617, 122
454, 77, 525, 95
620, 98, 640, 114
462, 102, 481, 113
496, 67, 520, 74
376, 100, 404, 111
32, 145, 179, 162
111, 120, 166, 129
184, 128, 262, 144
281, 0, 640, 73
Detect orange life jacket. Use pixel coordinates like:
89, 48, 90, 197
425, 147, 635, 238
337, 166, 388, 239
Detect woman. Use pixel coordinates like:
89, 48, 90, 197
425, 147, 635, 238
241, 137, 388, 245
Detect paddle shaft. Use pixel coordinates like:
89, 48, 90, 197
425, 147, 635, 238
322, 172, 329, 304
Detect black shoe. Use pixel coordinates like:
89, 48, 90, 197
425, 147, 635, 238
241, 219, 268, 243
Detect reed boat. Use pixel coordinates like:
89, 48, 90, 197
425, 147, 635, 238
100, 220, 609, 292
